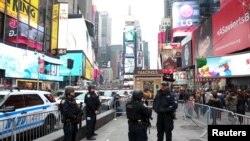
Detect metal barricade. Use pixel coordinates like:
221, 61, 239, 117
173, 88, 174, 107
0, 110, 62, 141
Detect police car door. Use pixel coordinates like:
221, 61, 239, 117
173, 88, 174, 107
0, 94, 26, 138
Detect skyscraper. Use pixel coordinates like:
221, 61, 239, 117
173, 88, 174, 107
97, 11, 112, 67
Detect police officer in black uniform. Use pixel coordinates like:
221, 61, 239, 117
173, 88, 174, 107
84, 85, 101, 140
61, 86, 82, 141
126, 90, 152, 141
153, 81, 178, 141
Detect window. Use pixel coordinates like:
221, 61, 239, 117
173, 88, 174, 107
24, 94, 44, 107
4, 95, 25, 109
44, 94, 56, 102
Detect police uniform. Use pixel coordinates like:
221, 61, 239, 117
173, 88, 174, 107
153, 89, 178, 141
126, 90, 152, 141
84, 89, 101, 140
61, 97, 82, 141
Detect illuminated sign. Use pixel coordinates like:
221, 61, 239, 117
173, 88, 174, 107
6, 0, 39, 28
51, 3, 59, 54
197, 52, 250, 78
172, 1, 200, 28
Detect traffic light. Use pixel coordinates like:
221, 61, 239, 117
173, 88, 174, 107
67, 59, 74, 69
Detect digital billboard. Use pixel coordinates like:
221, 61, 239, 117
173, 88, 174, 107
181, 39, 192, 68
0, 43, 63, 81
124, 26, 135, 42
172, 1, 200, 28
124, 58, 135, 74
125, 42, 134, 57
57, 3, 68, 50
59, 52, 84, 76
197, 52, 250, 78
212, 0, 250, 55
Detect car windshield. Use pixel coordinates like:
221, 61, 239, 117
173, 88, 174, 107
75, 92, 87, 100
104, 91, 112, 97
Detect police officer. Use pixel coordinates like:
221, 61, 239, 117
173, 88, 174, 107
61, 86, 82, 141
153, 81, 178, 141
84, 85, 101, 140
126, 90, 152, 141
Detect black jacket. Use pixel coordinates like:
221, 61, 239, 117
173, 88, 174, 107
153, 89, 178, 114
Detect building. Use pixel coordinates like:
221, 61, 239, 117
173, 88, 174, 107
97, 11, 112, 68
110, 45, 123, 79
0, 0, 64, 90
143, 41, 150, 69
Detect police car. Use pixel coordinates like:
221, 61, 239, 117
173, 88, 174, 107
0, 88, 58, 139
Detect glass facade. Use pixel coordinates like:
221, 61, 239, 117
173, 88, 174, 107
0, 0, 57, 55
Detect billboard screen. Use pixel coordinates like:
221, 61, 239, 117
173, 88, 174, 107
172, 1, 200, 28
125, 42, 134, 57
124, 58, 135, 74
181, 40, 192, 67
197, 52, 250, 78
212, 0, 250, 55
124, 26, 135, 42
59, 52, 84, 76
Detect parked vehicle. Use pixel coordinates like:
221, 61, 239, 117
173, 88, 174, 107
0, 89, 58, 139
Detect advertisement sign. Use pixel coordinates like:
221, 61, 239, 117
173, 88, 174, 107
0, 0, 5, 12
124, 26, 135, 42
181, 40, 192, 67
57, 3, 68, 50
51, 3, 59, 54
125, 42, 134, 57
6, 0, 39, 28
212, 0, 250, 55
124, 58, 135, 74
197, 52, 250, 78
85, 59, 93, 80
5, 17, 43, 51
172, 1, 200, 28
161, 45, 181, 74
193, 17, 213, 58
173, 71, 187, 85
59, 53, 84, 76
0, 43, 63, 81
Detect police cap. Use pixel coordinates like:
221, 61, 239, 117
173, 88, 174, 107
88, 85, 95, 91
65, 86, 75, 96
132, 90, 143, 100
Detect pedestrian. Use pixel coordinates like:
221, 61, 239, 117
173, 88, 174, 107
153, 81, 178, 141
126, 90, 152, 141
60, 86, 82, 141
84, 85, 101, 140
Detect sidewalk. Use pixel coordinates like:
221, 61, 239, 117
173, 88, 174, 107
80, 110, 208, 141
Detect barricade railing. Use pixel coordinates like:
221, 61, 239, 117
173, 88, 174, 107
182, 101, 250, 138
0, 110, 62, 141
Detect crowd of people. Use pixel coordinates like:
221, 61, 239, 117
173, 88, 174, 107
175, 88, 250, 124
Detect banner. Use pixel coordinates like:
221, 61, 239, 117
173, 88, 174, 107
212, 0, 250, 55
124, 58, 135, 74
137, 51, 143, 68
57, 3, 68, 50
51, 3, 59, 54
85, 59, 93, 80
197, 52, 250, 78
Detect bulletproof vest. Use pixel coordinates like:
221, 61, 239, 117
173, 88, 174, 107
126, 101, 141, 121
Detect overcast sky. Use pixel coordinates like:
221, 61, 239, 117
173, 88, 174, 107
93, 0, 164, 69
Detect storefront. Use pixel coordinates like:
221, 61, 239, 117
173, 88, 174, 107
134, 70, 163, 98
